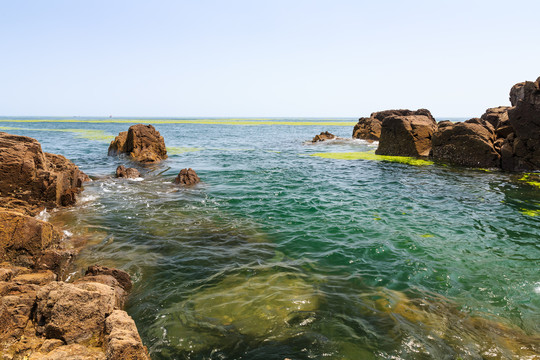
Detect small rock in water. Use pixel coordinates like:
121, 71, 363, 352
174, 168, 200, 186
312, 131, 337, 142
116, 165, 141, 179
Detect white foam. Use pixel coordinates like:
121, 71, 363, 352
36, 209, 50, 221
80, 194, 98, 203
63, 230, 73, 237
534, 283, 540, 294
128, 177, 144, 182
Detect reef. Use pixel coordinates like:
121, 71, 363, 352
0, 133, 149, 359
173, 168, 200, 186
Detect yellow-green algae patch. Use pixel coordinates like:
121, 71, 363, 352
518, 173, 540, 189
0, 126, 114, 142
520, 209, 540, 217
166, 146, 203, 155
310, 151, 434, 166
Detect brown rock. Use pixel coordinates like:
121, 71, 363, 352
12, 270, 56, 285
480, 106, 511, 128
312, 131, 337, 142
115, 165, 141, 179
35, 281, 116, 346
371, 108, 435, 122
376, 114, 437, 157
352, 117, 382, 141
35, 249, 77, 280
30, 344, 106, 360
105, 310, 150, 360
0, 132, 86, 211
0, 282, 39, 348
437, 120, 454, 128
0, 211, 62, 268
108, 124, 167, 163
432, 121, 500, 168
85, 265, 132, 293
174, 168, 200, 186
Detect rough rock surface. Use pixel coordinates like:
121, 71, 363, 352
312, 131, 337, 142
375, 113, 437, 157
481, 106, 511, 128
108, 124, 168, 163
432, 120, 500, 168
115, 165, 141, 179
502, 77, 540, 171
105, 310, 150, 360
352, 117, 382, 141
0, 132, 87, 213
174, 168, 201, 186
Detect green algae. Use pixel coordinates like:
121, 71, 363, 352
310, 151, 434, 166
518, 173, 540, 189
0, 126, 114, 142
166, 146, 203, 155
420, 234, 434, 238
520, 209, 540, 217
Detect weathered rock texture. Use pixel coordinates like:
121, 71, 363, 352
432, 119, 501, 168
375, 110, 437, 157
115, 165, 141, 179
312, 131, 337, 142
352, 117, 382, 141
0, 132, 87, 215
174, 168, 201, 186
108, 124, 168, 163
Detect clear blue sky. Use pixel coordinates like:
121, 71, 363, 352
1, 0, 538, 118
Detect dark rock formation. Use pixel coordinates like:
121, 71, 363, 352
108, 124, 167, 163
312, 131, 337, 142
481, 106, 511, 128
432, 119, 500, 168
0, 132, 87, 213
115, 165, 141, 179
375, 112, 437, 157
174, 168, 200, 186
352, 117, 382, 141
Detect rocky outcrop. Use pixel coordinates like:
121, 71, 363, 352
375, 111, 437, 157
481, 106, 511, 128
115, 165, 141, 179
312, 131, 337, 142
0, 132, 87, 214
174, 168, 200, 186
432, 119, 501, 168
352, 117, 382, 141
108, 124, 167, 163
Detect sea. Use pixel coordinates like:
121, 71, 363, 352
1, 117, 539, 359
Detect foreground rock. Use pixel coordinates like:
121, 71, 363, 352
115, 165, 141, 179
108, 124, 168, 163
0, 132, 87, 215
375, 110, 437, 157
353, 109, 434, 141
432, 119, 500, 168
174, 168, 200, 186
312, 131, 337, 142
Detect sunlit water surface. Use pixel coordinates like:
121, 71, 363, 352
1, 117, 540, 359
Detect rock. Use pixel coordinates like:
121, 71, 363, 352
12, 270, 56, 285
0, 211, 62, 268
105, 310, 150, 360
35, 249, 77, 280
432, 121, 500, 168
77, 266, 133, 308
0, 133, 86, 211
0, 268, 13, 281
115, 165, 141, 179
85, 265, 132, 293
375, 114, 437, 157
352, 117, 382, 141
29, 344, 106, 360
437, 120, 454, 128
312, 131, 337, 142
108, 124, 167, 163
480, 106, 511, 128
174, 168, 200, 186
35, 281, 117, 346
0, 282, 39, 347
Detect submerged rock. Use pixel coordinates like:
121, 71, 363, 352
174, 168, 200, 186
108, 124, 168, 163
0, 132, 87, 213
312, 131, 337, 142
115, 165, 141, 179
375, 111, 437, 157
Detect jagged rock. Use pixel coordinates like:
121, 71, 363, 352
115, 165, 141, 179
375, 113, 437, 157
85, 265, 132, 293
35, 281, 117, 346
432, 120, 500, 168
174, 168, 200, 186
352, 117, 382, 141
312, 131, 337, 142
0, 282, 39, 347
0, 211, 62, 268
0, 133, 87, 211
108, 124, 167, 163
35, 249, 77, 280
481, 106, 511, 128
105, 310, 150, 360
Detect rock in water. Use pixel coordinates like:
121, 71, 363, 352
174, 168, 200, 186
432, 119, 500, 168
312, 131, 337, 142
115, 165, 141, 179
108, 124, 167, 163
0, 132, 87, 212
375, 110, 437, 157
352, 117, 382, 141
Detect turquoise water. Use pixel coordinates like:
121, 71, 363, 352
1, 118, 540, 359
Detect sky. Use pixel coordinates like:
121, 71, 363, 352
0, 0, 539, 118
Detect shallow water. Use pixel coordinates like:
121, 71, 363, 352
2, 117, 540, 359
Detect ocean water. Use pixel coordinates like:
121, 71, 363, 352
1, 117, 539, 359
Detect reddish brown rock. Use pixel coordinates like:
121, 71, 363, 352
352, 117, 382, 141
30, 344, 107, 360
375, 113, 437, 157
174, 168, 200, 186
312, 131, 337, 142
0, 282, 39, 349
105, 310, 150, 360
0, 133, 87, 212
115, 165, 141, 179
432, 120, 500, 168
12, 270, 56, 285
108, 124, 168, 163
